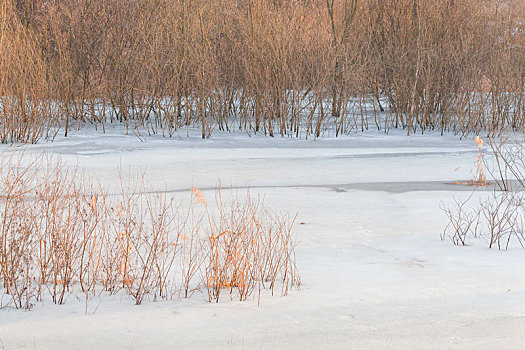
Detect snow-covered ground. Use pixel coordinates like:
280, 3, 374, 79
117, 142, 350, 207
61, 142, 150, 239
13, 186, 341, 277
2, 127, 525, 349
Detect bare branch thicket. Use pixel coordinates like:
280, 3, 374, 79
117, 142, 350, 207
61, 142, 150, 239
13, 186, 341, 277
1, 0, 524, 142
0, 151, 300, 309
202, 188, 300, 303
442, 135, 525, 249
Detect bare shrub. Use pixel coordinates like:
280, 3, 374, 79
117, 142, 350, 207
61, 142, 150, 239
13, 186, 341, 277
0, 150, 300, 309
442, 135, 525, 249
441, 191, 525, 250
440, 195, 481, 246
487, 136, 525, 192
0, 152, 40, 308
481, 191, 524, 250
202, 188, 300, 303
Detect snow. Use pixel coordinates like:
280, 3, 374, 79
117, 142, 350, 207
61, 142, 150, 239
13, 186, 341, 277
2, 127, 525, 349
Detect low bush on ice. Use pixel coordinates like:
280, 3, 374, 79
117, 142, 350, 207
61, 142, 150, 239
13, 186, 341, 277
441, 136, 525, 249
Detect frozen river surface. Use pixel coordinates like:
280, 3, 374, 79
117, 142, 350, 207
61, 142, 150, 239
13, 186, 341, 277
1, 128, 524, 349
